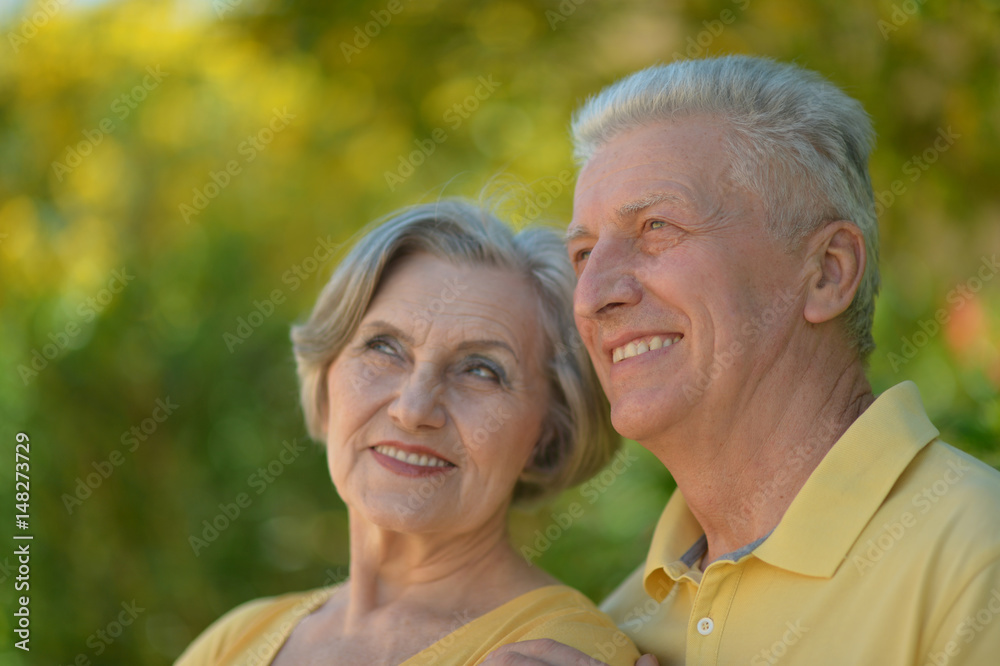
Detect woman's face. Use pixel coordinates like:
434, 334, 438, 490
323, 252, 551, 534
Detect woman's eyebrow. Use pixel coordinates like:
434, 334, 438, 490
358, 320, 414, 345
455, 339, 518, 361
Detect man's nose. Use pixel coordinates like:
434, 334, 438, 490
387, 365, 447, 431
574, 237, 642, 320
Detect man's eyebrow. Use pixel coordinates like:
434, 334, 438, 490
565, 192, 690, 242
564, 225, 592, 243
617, 192, 688, 218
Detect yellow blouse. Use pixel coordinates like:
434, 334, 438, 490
176, 584, 640, 666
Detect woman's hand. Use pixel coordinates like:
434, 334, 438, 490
481, 639, 660, 666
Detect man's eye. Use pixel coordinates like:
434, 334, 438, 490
649, 220, 666, 230
576, 249, 592, 263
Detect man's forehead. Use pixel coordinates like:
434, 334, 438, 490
575, 118, 729, 185
568, 184, 698, 239
569, 121, 731, 233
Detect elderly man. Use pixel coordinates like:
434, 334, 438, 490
487, 56, 1000, 665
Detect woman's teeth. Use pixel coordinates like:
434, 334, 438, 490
612, 335, 681, 363
373, 445, 452, 467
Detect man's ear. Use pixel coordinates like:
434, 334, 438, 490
803, 221, 866, 325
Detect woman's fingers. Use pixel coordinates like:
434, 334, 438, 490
482, 639, 611, 666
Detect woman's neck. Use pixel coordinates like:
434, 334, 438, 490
339, 505, 555, 633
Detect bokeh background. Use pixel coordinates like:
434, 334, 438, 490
1, 0, 999, 663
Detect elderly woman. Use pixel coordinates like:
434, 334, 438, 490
176, 200, 640, 665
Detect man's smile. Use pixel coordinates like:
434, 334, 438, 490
610, 334, 683, 363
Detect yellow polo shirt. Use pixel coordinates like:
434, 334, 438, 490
601, 381, 1000, 665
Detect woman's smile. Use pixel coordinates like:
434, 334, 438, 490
370, 441, 457, 477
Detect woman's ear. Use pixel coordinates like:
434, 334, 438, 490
520, 420, 556, 481
803, 221, 866, 325
316, 365, 332, 437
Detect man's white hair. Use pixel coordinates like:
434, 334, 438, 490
571, 55, 880, 358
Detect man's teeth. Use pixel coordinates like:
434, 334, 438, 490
612, 335, 681, 363
374, 445, 452, 468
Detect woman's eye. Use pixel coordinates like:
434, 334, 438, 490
469, 364, 499, 380
365, 337, 397, 355
464, 359, 504, 383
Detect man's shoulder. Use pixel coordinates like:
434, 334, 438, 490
890, 439, 1000, 563
905, 440, 1000, 514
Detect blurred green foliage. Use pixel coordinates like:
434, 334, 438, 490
0, 0, 998, 663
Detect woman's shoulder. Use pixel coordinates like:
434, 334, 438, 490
174, 588, 334, 666
504, 584, 609, 614
506, 585, 640, 664
409, 585, 640, 666
500, 584, 634, 633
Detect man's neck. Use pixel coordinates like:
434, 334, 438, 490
650, 353, 875, 567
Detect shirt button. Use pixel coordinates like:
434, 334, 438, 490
697, 617, 714, 635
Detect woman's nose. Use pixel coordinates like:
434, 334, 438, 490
387, 366, 447, 431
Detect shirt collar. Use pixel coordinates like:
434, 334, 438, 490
643, 381, 940, 599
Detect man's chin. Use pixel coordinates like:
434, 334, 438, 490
609, 397, 683, 444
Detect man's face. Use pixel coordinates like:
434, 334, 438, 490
568, 117, 804, 444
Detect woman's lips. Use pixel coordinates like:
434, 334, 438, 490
370, 443, 456, 478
